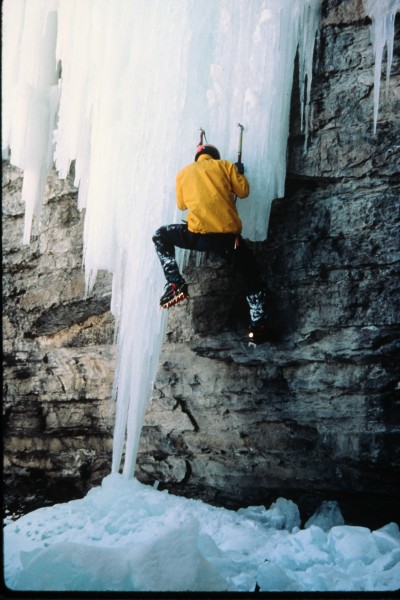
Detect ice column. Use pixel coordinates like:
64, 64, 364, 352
366, 0, 400, 133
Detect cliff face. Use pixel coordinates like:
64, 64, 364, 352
2, 167, 115, 516
3, 0, 399, 525
135, 0, 400, 527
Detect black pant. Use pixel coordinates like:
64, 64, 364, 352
152, 224, 263, 295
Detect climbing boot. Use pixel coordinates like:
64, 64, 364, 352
248, 317, 268, 345
160, 281, 189, 309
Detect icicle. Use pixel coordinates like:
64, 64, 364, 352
1, 0, 26, 159
297, 0, 322, 152
2, 0, 60, 243
366, 0, 400, 134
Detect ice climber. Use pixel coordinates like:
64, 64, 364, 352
152, 143, 267, 344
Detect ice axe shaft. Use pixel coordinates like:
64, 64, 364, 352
234, 123, 245, 208
199, 127, 207, 146
237, 123, 244, 162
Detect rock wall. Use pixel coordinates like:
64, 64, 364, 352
135, 0, 400, 527
2, 166, 115, 517
2, 0, 399, 527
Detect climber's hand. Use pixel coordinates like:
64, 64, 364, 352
235, 161, 245, 175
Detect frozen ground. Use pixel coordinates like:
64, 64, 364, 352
4, 474, 400, 592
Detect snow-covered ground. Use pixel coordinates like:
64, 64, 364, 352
4, 474, 400, 592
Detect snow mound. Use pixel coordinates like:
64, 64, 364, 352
4, 474, 400, 592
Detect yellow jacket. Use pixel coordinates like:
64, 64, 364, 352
176, 154, 250, 234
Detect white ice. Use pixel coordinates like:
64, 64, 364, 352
4, 475, 400, 592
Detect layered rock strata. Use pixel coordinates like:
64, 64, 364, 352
2, 165, 115, 516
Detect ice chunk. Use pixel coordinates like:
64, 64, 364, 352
305, 500, 345, 532
238, 498, 301, 531
15, 516, 230, 592
237, 505, 285, 529
272, 526, 329, 570
328, 525, 380, 566
373, 526, 400, 554
378, 522, 400, 541
17, 542, 134, 591
356, 548, 400, 592
256, 561, 298, 592
269, 497, 302, 531
298, 562, 362, 592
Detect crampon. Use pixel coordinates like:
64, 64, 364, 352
160, 282, 189, 309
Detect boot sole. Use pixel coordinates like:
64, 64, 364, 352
161, 292, 189, 309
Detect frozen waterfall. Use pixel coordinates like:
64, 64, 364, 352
2, 0, 397, 478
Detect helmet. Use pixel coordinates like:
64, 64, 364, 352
194, 144, 220, 161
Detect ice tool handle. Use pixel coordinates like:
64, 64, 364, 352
234, 123, 245, 210
237, 122, 244, 163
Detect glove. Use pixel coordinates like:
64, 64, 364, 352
235, 161, 245, 175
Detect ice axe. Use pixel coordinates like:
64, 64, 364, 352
233, 123, 245, 248
234, 123, 245, 210
198, 127, 207, 146
237, 122, 244, 163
